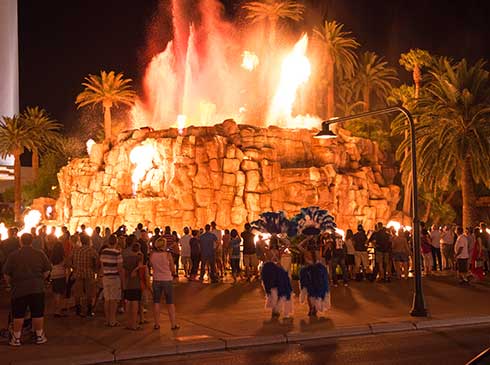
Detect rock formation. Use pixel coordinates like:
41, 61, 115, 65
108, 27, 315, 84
56, 120, 401, 232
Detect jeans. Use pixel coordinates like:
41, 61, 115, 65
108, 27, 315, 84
200, 256, 217, 280
431, 246, 442, 271
172, 253, 180, 276
230, 258, 240, 276
331, 255, 348, 284
190, 255, 200, 276
441, 244, 454, 269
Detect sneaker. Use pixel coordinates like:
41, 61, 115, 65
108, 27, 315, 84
35, 332, 48, 345
343, 283, 349, 287
9, 334, 21, 347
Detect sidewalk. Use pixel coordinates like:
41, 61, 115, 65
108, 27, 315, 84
2, 273, 490, 364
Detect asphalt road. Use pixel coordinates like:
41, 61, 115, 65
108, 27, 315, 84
117, 324, 490, 365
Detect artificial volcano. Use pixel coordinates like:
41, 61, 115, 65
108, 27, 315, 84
56, 120, 400, 232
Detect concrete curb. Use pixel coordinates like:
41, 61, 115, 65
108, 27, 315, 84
286, 325, 372, 343
115, 344, 177, 362
224, 334, 287, 349
12, 351, 115, 365
176, 338, 226, 354
413, 316, 490, 330
370, 321, 416, 334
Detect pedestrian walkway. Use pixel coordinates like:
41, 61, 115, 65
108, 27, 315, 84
2, 274, 490, 364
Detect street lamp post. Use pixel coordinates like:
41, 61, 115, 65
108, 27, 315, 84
315, 105, 427, 317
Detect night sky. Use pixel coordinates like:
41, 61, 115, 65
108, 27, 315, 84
18, 0, 490, 133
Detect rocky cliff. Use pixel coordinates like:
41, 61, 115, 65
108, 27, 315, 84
56, 120, 401, 232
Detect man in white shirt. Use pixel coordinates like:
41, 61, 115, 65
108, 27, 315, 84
454, 226, 469, 285
430, 225, 442, 271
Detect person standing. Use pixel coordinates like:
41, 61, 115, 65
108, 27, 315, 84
330, 233, 349, 287
50, 241, 68, 317
1, 227, 20, 260
69, 234, 98, 317
161, 227, 178, 277
222, 229, 231, 271
189, 230, 201, 280
430, 225, 442, 271
392, 228, 410, 279
3, 233, 52, 346
421, 226, 433, 276
123, 242, 143, 330
441, 225, 455, 270
180, 227, 192, 278
241, 223, 258, 281
353, 225, 370, 280
150, 238, 179, 330
344, 229, 356, 279
92, 226, 103, 253
369, 223, 392, 282
199, 224, 218, 282
99, 234, 124, 327
229, 229, 241, 283
210, 222, 224, 277
479, 222, 490, 272
454, 226, 469, 285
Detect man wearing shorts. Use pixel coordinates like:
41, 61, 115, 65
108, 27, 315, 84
69, 234, 98, 317
99, 234, 124, 326
454, 226, 469, 285
353, 225, 370, 280
3, 233, 52, 346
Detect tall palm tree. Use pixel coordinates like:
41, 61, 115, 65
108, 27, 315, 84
397, 59, 490, 228
0, 116, 35, 222
243, 0, 305, 48
353, 51, 398, 111
399, 49, 432, 216
21, 106, 62, 180
75, 70, 136, 142
313, 20, 359, 118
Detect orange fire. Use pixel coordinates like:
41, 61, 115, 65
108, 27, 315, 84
241, 51, 259, 71
130, 142, 157, 195
267, 34, 314, 128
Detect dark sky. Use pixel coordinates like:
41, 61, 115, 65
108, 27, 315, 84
18, 0, 490, 133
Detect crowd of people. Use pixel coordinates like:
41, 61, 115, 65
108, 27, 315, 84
1, 218, 489, 347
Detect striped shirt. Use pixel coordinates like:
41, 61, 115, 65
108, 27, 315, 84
100, 247, 123, 277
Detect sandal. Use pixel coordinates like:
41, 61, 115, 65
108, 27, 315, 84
110, 321, 121, 327
171, 324, 180, 330
125, 326, 142, 331
153, 324, 160, 330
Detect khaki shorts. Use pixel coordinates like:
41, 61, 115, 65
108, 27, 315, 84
102, 276, 122, 301
243, 254, 258, 268
354, 251, 369, 268
73, 277, 97, 298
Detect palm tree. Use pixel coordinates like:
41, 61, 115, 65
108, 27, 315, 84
313, 20, 359, 118
397, 59, 490, 228
243, 0, 305, 48
0, 116, 35, 222
75, 70, 136, 142
399, 49, 432, 215
353, 51, 398, 111
21, 106, 62, 180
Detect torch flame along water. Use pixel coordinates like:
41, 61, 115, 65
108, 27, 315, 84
177, 114, 186, 135
130, 142, 157, 195
267, 34, 311, 127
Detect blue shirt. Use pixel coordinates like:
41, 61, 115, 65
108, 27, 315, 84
199, 232, 217, 258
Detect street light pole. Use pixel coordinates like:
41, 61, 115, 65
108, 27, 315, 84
315, 106, 427, 317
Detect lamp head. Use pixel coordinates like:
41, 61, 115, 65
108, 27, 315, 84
314, 122, 337, 139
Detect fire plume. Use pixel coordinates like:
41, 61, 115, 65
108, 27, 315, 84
130, 142, 157, 195
267, 34, 311, 127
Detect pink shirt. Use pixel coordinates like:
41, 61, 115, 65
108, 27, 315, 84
150, 252, 173, 281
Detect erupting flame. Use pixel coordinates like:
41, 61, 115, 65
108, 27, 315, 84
254, 233, 272, 246
18, 210, 42, 236
86, 227, 94, 237
387, 220, 412, 234
177, 115, 186, 134
241, 51, 259, 71
267, 34, 311, 127
86, 139, 96, 155
130, 142, 157, 195
0, 222, 8, 240
55, 226, 62, 238
335, 228, 345, 239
